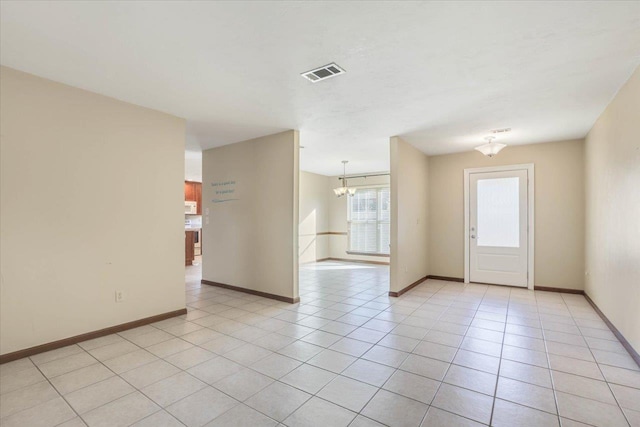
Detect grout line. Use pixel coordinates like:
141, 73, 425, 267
559, 294, 633, 427
417, 282, 492, 426
536, 290, 563, 427
485, 286, 511, 426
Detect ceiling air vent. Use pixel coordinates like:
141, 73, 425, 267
301, 63, 345, 83
490, 128, 512, 134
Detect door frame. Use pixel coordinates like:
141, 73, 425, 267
464, 163, 535, 290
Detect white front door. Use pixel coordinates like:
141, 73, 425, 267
469, 169, 529, 287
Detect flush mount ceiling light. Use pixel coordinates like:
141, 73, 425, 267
301, 63, 345, 83
333, 160, 356, 197
475, 136, 507, 158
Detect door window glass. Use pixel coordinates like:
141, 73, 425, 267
477, 177, 519, 247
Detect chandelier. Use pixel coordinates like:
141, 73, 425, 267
333, 160, 356, 197
475, 136, 507, 157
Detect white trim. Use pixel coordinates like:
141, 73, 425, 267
464, 163, 535, 290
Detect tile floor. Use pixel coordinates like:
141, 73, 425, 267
1, 260, 639, 427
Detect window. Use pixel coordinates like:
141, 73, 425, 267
347, 187, 390, 255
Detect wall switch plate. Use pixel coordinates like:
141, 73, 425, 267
115, 291, 124, 303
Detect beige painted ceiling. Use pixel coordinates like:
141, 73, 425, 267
1, 1, 639, 175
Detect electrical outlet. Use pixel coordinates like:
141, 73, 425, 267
115, 290, 124, 303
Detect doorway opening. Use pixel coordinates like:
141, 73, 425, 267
464, 164, 534, 289
298, 170, 391, 304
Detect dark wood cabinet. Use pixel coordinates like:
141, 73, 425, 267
185, 231, 195, 266
184, 181, 202, 215
184, 181, 196, 202
195, 182, 202, 215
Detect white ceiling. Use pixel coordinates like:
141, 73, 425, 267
1, 1, 639, 176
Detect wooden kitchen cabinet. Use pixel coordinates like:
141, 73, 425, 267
185, 230, 195, 266
185, 181, 202, 214
184, 181, 196, 202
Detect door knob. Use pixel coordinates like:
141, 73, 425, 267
471, 235, 476, 239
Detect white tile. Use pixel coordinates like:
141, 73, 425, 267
399, 354, 450, 381
361, 389, 428, 427
187, 356, 243, 384
224, 343, 272, 366
0, 396, 76, 427
88, 341, 139, 361
213, 368, 273, 401
280, 364, 336, 394
499, 359, 552, 388
307, 349, 356, 373
350, 415, 386, 427
0, 381, 59, 418
38, 352, 97, 378
146, 338, 194, 358
592, 349, 640, 370
548, 354, 603, 380
164, 347, 216, 370
142, 372, 207, 407
431, 383, 493, 425
0, 358, 35, 378
126, 329, 175, 348
65, 376, 134, 414
30, 345, 83, 366
81, 391, 159, 427
250, 353, 302, 379
496, 376, 557, 414
122, 360, 182, 390
166, 387, 238, 427
610, 384, 640, 412
420, 407, 485, 427
412, 341, 457, 363
204, 404, 277, 427
501, 345, 548, 368
78, 334, 126, 351
555, 391, 628, 427
131, 410, 184, 427
329, 338, 373, 358
443, 364, 497, 395
199, 335, 245, 354
600, 364, 640, 389
245, 382, 311, 422
552, 371, 617, 405
283, 397, 356, 427
342, 359, 395, 387
0, 367, 46, 395
492, 398, 559, 427
317, 375, 378, 412
102, 349, 158, 374
50, 363, 114, 395
362, 345, 409, 368
453, 349, 500, 374
382, 369, 440, 404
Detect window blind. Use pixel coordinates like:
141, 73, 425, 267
348, 187, 390, 254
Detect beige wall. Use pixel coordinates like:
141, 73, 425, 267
428, 139, 585, 290
390, 137, 430, 293
299, 171, 330, 264
328, 174, 391, 263
0, 67, 186, 355
202, 131, 299, 300
585, 66, 640, 353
